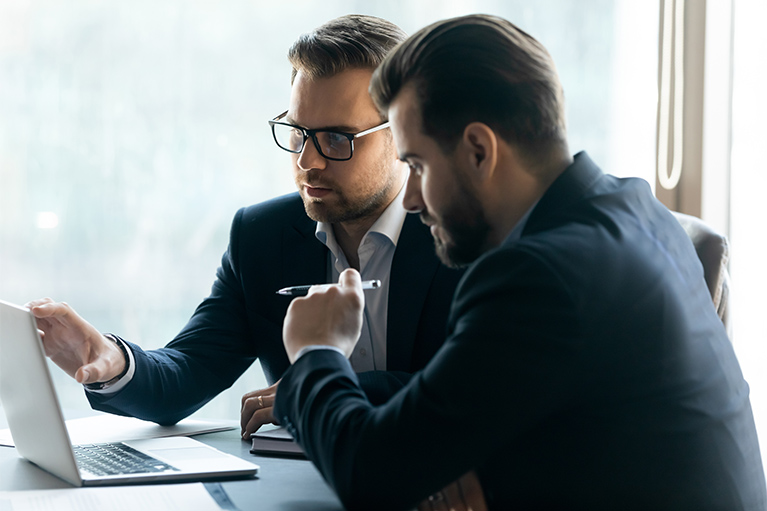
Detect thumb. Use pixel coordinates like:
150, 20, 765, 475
75, 364, 99, 384
338, 268, 362, 291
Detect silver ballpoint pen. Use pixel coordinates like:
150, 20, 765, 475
276, 279, 382, 297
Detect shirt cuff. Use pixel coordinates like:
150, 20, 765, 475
294, 345, 347, 362
85, 335, 136, 395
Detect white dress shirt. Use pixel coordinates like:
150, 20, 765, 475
313, 185, 408, 372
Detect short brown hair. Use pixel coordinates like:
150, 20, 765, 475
370, 14, 567, 165
288, 15, 407, 84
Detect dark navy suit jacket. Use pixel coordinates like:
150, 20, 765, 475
87, 193, 463, 425
275, 153, 767, 510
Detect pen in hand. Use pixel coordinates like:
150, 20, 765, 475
276, 279, 382, 297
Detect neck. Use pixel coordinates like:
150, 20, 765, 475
487, 151, 572, 246
331, 176, 405, 271
332, 215, 380, 271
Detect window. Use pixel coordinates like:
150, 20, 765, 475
0, 2, 659, 419
730, 0, 767, 462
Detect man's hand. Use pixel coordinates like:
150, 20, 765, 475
240, 381, 280, 439
26, 298, 126, 385
282, 269, 365, 363
417, 470, 488, 511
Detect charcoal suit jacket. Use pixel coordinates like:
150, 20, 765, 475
274, 153, 767, 511
87, 193, 463, 425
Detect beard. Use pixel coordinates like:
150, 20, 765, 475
296, 154, 400, 224
300, 175, 393, 224
423, 166, 493, 269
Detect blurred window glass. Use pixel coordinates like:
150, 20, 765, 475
0, 1, 659, 418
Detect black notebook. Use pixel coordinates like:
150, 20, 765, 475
250, 426, 305, 458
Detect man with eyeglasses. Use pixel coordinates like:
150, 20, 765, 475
27, 15, 462, 439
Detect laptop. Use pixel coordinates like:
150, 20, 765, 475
0, 299, 259, 486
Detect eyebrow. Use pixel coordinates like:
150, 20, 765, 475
284, 117, 359, 133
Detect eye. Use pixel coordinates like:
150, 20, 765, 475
325, 132, 348, 148
407, 162, 423, 177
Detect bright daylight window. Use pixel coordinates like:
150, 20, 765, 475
0, 1, 658, 418
730, 0, 767, 462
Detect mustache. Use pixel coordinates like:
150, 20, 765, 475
299, 172, 334, 189
419, 210, 435, 226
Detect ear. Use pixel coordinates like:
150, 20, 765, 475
461, 122, 498, 183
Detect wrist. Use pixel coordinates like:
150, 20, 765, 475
83, 334, 130, 391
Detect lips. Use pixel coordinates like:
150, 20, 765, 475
304, 185, 332, 198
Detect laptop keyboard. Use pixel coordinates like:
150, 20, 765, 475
73, 443, 180, 476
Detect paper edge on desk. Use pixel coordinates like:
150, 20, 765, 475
0, 414, 238, 447
0, 482, 224, 510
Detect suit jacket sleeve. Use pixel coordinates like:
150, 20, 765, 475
86, 198, 458, 425
86, 207, 260, 425
274, 246, 581, 511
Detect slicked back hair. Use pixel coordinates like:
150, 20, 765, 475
370, 14, 568, 170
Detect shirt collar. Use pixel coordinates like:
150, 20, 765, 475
315, 183, 408, 255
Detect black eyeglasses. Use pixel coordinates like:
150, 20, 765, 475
268, 111, 390, 161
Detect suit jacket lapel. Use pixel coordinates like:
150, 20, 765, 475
280, 208, 328, 300
387, 214, 441, 372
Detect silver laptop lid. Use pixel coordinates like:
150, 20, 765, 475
0, 299, 83, 486
0, 300, 259, 487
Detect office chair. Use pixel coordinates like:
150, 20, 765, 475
672, 212, 732, 339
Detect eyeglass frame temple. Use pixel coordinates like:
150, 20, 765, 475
271, 110, 389, 139
353, 120, 390, 139
272, 110, 288, 122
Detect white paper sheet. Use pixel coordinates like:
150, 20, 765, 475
0, 483, 223, 510
0, 414, 237, 447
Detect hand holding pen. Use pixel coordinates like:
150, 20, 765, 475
277, 279, 381, 297
282, 269, 367, 363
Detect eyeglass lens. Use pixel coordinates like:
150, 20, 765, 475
272, 124, 352, 160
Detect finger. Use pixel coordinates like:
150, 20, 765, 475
29, 301, 70, 319
305, 284, 331, 297
241, 390, 259, 408
240, 397, 258, 432
24, 297, 54, 310
258, 393, 276, 409
240, 393, 276, 430
242, 407, 277, 439
240, 384, 278, 401
338, 268, 362, 290
240, 395, 266, 432
240, 384, 278, 409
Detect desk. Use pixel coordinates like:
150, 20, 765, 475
0, 409, 344, 510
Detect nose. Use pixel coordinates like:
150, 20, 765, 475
296, 137, 327, 171
402, 169, 424, 213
